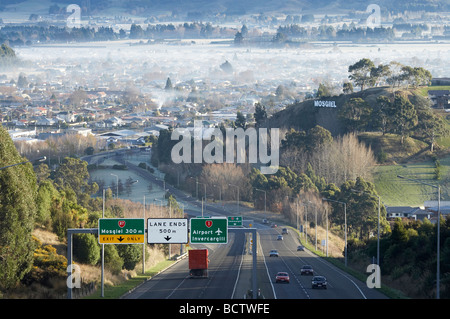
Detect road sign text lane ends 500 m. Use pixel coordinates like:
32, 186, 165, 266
147, 218, 188, 244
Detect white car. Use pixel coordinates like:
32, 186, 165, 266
269, 249, 279, 257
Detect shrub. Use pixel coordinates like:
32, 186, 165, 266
104, 245, 124, 275
73, 233, 100, 265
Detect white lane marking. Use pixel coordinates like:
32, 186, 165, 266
258, 233, 277, 299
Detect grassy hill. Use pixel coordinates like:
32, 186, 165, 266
264, 85, 450, 207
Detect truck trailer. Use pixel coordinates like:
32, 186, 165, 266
188, 249, 208, 278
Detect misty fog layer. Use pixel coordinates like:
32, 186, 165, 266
13, 41, 450, 105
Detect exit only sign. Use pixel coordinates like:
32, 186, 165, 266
98, 218, 145, 244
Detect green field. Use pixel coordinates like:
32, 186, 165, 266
374, 159, 449, 207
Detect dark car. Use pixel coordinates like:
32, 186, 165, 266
297, 245, 304, 251
311, 276, 327, 289
300, 265, 314, 275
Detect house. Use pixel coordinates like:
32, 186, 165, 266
36, 117, 57, 126
57, 111, 76, 123
385, 206, 432, 221
428, 90, 450, 109
104, 117, 124, 127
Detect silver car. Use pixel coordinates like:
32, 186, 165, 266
269, 249, 279, 257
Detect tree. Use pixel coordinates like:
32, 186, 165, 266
343, 82, 353, 94
338, 97, 372, 132
164, 77, 173, 90
235, 111, 247, 129
54, 157, 96, 197
416, 109, 449, 152
401, 66, 432, 88
220, 60, 233, 74
391, 94, 418, 144
369, 64, 391, 87
234, 31, 244, 45
348, 58, 375, 90
373, 96, 395, 135
73, 233, 100, 265
316, 83, 332, 98
334, 177, 389, 240
117, 244, 142, 270
0, 125, 37, 290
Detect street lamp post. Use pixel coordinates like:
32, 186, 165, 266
300, 201, 310, 243
323, 198, 347, 267
397, 175, 441, 299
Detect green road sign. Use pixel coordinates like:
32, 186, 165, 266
190, 217, 228, 244
228, 216, 242, 227
98, 218, 145, 244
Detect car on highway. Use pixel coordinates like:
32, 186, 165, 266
277, 235, 283, 240
269, 249, 279, 257
300, 265, 314, 275
262, 219, 268, 224
297, 245, 304, 251
311, 276, 327, 289
282, 228, 288, 234
275, 272, 290, 283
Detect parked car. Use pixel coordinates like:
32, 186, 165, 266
269, 249, 279, 257
275, 272, 290, 283
300, 265, 314, 275
311, 276, 327, 289
262, 219, 268, 224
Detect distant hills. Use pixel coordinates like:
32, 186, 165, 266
2, 0, 450, 17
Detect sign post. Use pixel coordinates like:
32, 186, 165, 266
147, 218, 188, 244
98, 218, 145, 244
190, 217, 228, 244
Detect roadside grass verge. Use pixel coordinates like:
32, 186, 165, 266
83, 259, 176, 299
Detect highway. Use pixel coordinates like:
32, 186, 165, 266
85, 148, 388, 300
257, 225, 388, 300
122, 232, 248, 299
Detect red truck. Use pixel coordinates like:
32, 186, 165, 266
188, 249, 208, 278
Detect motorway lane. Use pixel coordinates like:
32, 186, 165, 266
123, 232, 246, 299
258, 225, 388, 299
